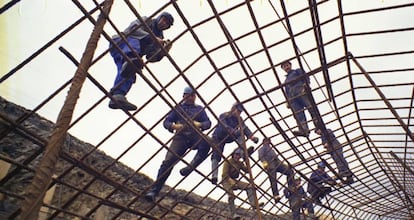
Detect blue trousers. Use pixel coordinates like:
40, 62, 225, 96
150, 133, 211, 194
110, 37, 141, 95
289, 88, 319, 131
267, 159, 293, 197
329, 142, 351, 177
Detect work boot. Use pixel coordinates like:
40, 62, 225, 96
247, 146, 254, 156
274, 195, 281, 203
109, 94, 137, 111
345, 176, 354, 185
120, 58, 142, 78
144, 191, 157, 202
179, 167, 192, 177
292, 129, 309, 137
180, 155, 206, 177
211, 159, 219, 184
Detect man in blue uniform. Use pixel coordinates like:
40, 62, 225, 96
144, 86, 211, 202
307, 162, 337, 204
109, 12, 174, 111
315, 128, 354, 184
258, 138, 293, 203
284, 174, 317, 220
282, 60, 320, 137
210, 103, 259, 184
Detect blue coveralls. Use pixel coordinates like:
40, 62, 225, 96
148, 103, 211, 196
320, 129, 351, 178
211, 112, 254, 161
284, 68, 319, 132
258, 143, 293, 200
109, 14, 165, 96
307, 169, 335, 203
284, 184, 315, 220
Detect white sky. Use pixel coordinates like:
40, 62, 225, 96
1, 0, 413, 216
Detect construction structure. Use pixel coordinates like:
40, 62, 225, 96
0, 0, 413, 219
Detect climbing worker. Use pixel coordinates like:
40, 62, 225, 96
210, 102, 259, 185
315, 128, 354, 184
108, 12, 174, 111
258, 138, 294, 203
222, 148, 263, 218
144, 86, 211, 202
307, 162, 338, 204
281, 60, 320, 137
284, 174, 317, 220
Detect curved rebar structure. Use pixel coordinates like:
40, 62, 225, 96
0, 0, 413, 219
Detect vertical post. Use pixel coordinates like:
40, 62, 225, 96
18, 1, 114, 219
37, 175, 57, 220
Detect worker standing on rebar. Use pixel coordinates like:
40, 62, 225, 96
222, 148, 263, 218
281, 60, 320, 137
258, 138, 293, 203
307, 162, 337, 204
284, 174, 317, 220
315, 128, 354, 184
210, 103, 259, 185
144, 86, 211, 202
108, 12, 174, 111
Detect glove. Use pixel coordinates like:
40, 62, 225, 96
193, 121, 202, 129
164, 39, 172, 51
262, 161, 269, 169
172, 123, 183, 131
146, 40, 172, 63
251, 136, 259, 144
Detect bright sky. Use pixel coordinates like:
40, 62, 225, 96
1, 0, 413, 215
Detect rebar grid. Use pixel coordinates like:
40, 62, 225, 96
0, 0, 413, 219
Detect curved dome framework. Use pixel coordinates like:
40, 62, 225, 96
0, 0, 413, 219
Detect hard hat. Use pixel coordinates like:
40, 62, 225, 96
232, 148, 243, 156
183, 86, 195, 95
159, 12, 174, 26
294, 174, 301, 181
232, 102, 244, 112
318, 161, 326, 168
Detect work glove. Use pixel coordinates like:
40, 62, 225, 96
262, 161, 269, 169
250, 136, 259, 144
286, 103, 290, 109
193, 120, 202, 129
164, 39, 172, 52
172, 123, 184, 131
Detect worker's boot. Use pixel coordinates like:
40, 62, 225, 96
180, 155, 205, 177
211, 159, 219, 184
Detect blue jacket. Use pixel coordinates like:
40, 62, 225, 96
258, 142, 278, 163
284, 68, 310, 98
307, 169, 335, 194
164, 103, 211, 134
212, 112, 253, 142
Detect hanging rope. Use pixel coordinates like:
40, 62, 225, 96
18, 0, 114, 219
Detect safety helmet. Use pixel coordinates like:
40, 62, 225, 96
232, 148, 243, 157
159, 12, 174, 26
294, 173, 301, 181
318, 161, 326, 168
183, 86, 195, 95
232, 102, 244, 112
